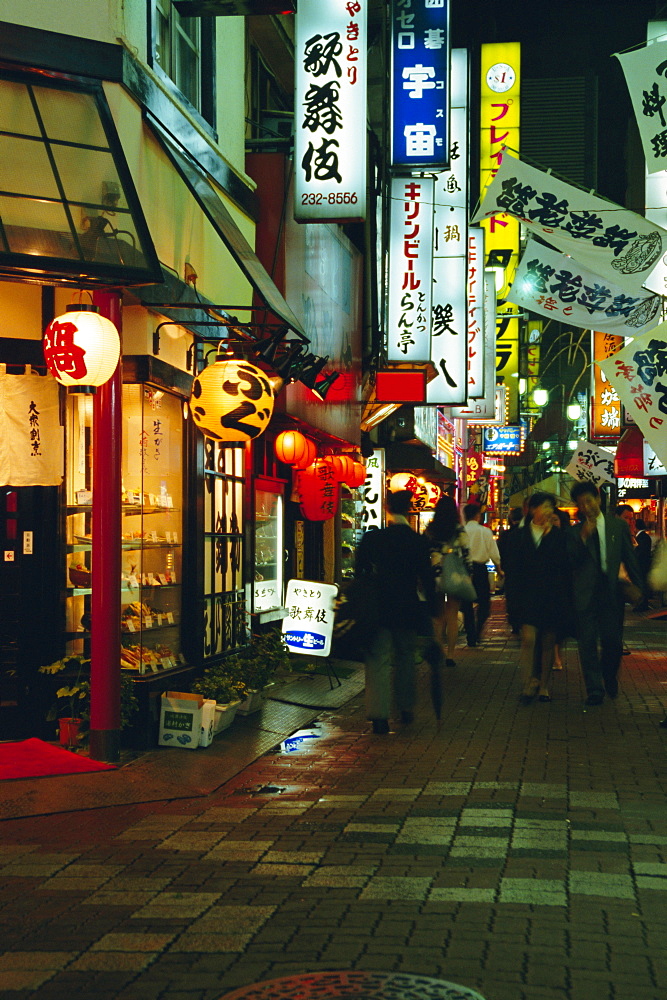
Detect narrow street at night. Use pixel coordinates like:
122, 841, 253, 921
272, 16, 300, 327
2, 604, 667, 1000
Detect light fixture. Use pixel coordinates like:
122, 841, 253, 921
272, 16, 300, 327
254, 326, 289, 365
311, 372, 340, 401
43, 304, 120, 392
533, 387, 549, 406
542, 441, 551, 451
567, 402, 582, 420
567, 440, 578, 449
518, 377, 527, 395
298, 354, 329, 389
273, 343, 308, 383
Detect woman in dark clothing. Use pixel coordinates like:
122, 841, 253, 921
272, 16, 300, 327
424, 494, 470, 668
514, 492, 570, 703
634, 518, 652, 611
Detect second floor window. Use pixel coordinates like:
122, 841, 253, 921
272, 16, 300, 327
151, 1, 215, 127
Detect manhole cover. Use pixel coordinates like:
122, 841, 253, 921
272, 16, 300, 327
220, 971, 486, 1000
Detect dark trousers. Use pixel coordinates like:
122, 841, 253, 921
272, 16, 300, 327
576, 578, 624, 696
462, 563, 491, 645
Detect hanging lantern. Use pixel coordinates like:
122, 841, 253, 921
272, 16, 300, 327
274, 429, 315, 468
43, 305, 120, 391
337, 455, 357, 484
347, 461, 367, 489
297, 458, 339, 521
389, 472, 418, 493
322, 455, 346, 480
425, 482, 442, 508
190, 358, 274, 442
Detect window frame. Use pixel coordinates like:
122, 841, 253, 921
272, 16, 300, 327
148, 0, 217, 133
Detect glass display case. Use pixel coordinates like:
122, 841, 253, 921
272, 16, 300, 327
340, 485, 363, 579
250, 480, 284, 617
64, 386, 185, 676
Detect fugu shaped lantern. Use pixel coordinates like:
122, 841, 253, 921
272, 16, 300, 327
425, 482, 442, 508
190, 358, 274, 442
389, 472, 418, 493
274, 429, 316, 469
297, 458, 339, 521
43, 305, 120, 392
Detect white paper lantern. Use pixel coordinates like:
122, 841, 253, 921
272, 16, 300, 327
43, 306, 120, 389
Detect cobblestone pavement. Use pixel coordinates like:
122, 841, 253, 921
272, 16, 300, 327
1, 602, 667, 1000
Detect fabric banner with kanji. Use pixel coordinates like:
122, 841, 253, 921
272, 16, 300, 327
597, 320, 667, 472
616, 42, 667, 176
508, 241, 662, 336
0, 368, 64, 486
471, 152, 667, 297
565, 441, 616, 487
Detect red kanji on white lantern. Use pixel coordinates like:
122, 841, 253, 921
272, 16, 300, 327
43, 306, 120, 390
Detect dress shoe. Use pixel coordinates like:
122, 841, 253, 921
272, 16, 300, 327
372, 719, 389, 734
400, 710, 414, 724
604, 677, 619, 699
585, 692, 604, 706
538, 694, 552, 703
445, 658, 457, 668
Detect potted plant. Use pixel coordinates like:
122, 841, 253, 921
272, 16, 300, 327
38, 656, 139, 747
190, 670, 242, 734
194, 629, 292, 717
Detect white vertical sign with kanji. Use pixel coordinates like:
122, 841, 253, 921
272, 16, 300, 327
387, 177, 434, 361
295, 0, 367, 222
282, 579, 339, 657
359, 447, 385, 532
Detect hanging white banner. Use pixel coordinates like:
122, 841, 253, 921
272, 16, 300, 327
387, 176, 434, 361
616, 42, 667, 176
0, 369, 63, 487
508, 241, 662, 336
565, 441, 616, 486
644, 437, 666, 476
294, 0, 367, 223
597, 318, 667, 472
471, 152, 667, 296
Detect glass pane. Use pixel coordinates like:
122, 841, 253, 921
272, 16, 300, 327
34, 86, 108, 149
155, 6, 172, 75
52, 145, 122, 211
178, 43, 199, 109
0, 195, 76, 258
0, 81, 40, 136
177, 12, 199, 43
204, 537, 212, 592
0, 135, 60, 198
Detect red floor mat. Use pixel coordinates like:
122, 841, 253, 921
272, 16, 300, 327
0, 738, 116, 780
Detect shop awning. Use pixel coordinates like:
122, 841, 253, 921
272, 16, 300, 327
147, 116, 307, 339
0, 68, 162, 286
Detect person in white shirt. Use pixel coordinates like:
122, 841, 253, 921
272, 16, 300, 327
461, 503, 502, 646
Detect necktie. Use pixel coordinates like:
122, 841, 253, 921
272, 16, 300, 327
588, 528, 601, 568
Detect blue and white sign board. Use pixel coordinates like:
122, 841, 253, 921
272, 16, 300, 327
390, 0, 450, 169
282, 579, 338, 657
483, 424, 525, 454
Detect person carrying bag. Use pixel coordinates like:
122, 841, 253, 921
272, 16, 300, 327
425, 495, 474, 668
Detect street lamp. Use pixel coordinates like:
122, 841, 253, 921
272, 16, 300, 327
533, 387, 549, 407
567, 402, 582, 420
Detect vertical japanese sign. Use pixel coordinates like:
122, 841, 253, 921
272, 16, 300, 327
591, 330, 623, 439
429, 47, 468, 404
526, 321, 541, 412
480, 43, 520, 420
295, 0, 367, 222
359, 447, 385, 531
282, 579, 338, 656
598, 320, 667, 471
390, 0, 450, 169
616, 40, 667, 175
387, 177, 434, 361
466, 228, 485, 396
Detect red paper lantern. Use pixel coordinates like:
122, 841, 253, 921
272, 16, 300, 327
297, 459, 339, 521
337, 455, 356, 484
274, 430, 315, 468
389, 472, 418, 493
322, 455, 345, 480
347, 461, 367, 488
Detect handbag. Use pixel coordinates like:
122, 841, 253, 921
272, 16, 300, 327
432, 544, 477, 602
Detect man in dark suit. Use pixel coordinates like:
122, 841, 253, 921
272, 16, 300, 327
567, 482, 642, 705
355, 489, 438, 733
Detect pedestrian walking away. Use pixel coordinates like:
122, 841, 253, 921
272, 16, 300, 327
424, 493, 471, 669
354, 489, 439, 733
460, 503, 502, 647
567, 482, 642, 705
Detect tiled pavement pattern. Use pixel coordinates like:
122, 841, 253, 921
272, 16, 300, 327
1, 604, 667, 1000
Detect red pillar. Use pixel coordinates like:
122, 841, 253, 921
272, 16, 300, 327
89, 290, 122, 762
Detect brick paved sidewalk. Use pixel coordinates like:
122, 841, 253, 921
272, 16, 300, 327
1, 600, 666, 1000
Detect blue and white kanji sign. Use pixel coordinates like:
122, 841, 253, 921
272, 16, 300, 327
390, 0, 450, 169
282, 579, 338, 657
